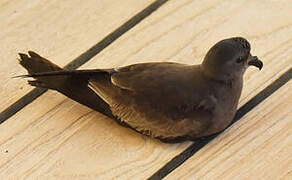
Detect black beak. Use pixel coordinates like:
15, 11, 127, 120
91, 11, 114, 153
248, 56, 263, 70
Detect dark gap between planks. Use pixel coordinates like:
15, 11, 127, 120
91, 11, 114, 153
0, 0, 169, 124
148, 68, 292, 180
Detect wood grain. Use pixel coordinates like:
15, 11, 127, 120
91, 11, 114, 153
0, 94, 190, 179
0, 0, 155, 112
166, 80, 292, 180
0, 0, 291, 179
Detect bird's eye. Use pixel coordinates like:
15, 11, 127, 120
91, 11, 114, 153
236, 57, 244, 63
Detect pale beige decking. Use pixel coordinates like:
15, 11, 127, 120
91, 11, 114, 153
0, 0, 291, 179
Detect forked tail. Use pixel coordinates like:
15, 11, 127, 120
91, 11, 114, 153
17, 51, 114, 118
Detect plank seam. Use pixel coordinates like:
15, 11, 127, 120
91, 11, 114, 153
0, 0, 169, 123
148, 68, 292, 180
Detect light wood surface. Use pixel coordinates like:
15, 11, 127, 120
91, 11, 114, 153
0, 93, 190, 179
0, 0, 291, 179
0, 0, 155, 112
166, 80, 292, 180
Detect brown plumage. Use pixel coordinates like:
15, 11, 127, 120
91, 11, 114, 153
17, 37, 263, 143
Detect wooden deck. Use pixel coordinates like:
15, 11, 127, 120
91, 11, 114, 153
0, 0, 291, 179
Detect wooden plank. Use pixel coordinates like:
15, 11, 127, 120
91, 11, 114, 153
0, 0, 156, 112
0, 93, 190, 179
166, 80, 292, 180
0, 0, 291, 179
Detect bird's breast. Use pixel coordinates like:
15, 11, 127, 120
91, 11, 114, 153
206, 79, 243, 135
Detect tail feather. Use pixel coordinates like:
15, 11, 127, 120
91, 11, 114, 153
14, 69, 111, 79
17, 51, 116, 119
18, 51, 62, 74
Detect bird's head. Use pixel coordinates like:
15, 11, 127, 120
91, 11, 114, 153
202, 37, 263, 81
